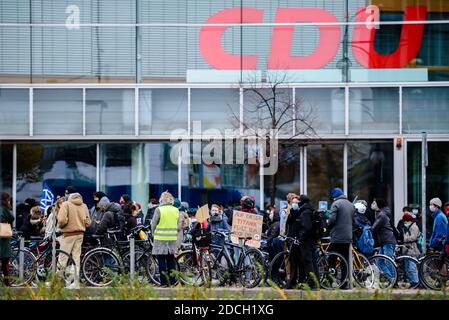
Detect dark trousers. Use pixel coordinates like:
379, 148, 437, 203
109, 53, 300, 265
328, 243, 351, 289
1, 258, 10, 286
157, 254, 177, 286
288, 241, 319, 289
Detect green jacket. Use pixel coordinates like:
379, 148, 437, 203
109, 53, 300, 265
0, 206, 15, 258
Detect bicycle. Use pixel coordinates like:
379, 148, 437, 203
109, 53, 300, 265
81, 227, 169, 287
369, 246, 398, 289
320, 238, 374, 289
176, 227, 213, 287
207, 231, 266, 288
9, 232, 76, 286
418, 248, 449, 290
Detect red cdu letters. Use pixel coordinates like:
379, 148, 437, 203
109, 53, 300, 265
352, 6, 427, 68
268, 8, 341, 69
199, 8, 264, 70
199, 6, 426, 70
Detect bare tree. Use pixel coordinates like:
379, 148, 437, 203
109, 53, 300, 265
229, 72, 321, 206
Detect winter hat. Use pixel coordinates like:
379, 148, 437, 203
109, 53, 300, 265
330, 187, 344, 199
65, 186, 77, 195
98, 196, 110, 207
403, 212, 414, 222
173, 198, 181, 209
430, 198, 442, 208
354, 202, 367, 214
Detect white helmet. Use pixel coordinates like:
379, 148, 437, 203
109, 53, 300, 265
354, 202, 367, 214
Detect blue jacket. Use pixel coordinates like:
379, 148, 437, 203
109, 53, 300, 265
429, 209, 448, 250
210, 214, 231, 246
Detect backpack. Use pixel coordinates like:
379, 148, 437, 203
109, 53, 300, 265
417, 231, 425, 254
312, 210, 329, 240
357, 224, 375, 255
190, 221, 211, 248
112, 209, 126, 232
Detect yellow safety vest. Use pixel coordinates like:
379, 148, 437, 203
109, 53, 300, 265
154, 205, 179, 241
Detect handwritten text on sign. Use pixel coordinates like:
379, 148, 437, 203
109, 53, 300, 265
231, 210, 263, 248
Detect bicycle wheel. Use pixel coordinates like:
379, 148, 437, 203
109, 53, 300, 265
177, 250, 205, 286
237, 248, 265, 288
81, 248, 122, 287
200, 250, 213, 287
40, 249, 77, 285
352, 252, 375, 289
145, 254, 161, 285
209, 247, 232, 286
395, 256, 420, 289
418, 253, 449, 290
9, 248, 36, 287
268, 251, 291, 289
122, 249, 150, 284
317, 251, 348, 290
369, 254, 398, 289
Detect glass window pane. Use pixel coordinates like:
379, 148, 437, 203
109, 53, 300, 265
349, 88, 399, 134
100, 143, 178, 214
16, 143, 96, 206
348, 141, 394, 215
307, 144, 344, 207
34, 89, 83, 135
181, 141, 260, 208
264, 143, 301, 207
86, 89, 135, 135
403, 87, 449, 133
0, 89, 29, 135
243, 87, 293, 136
296, 88, 345, 134
407, 141, 449, 238
191, 89, 240, 133
139, 89, 188, 135
0, 143, 13, 196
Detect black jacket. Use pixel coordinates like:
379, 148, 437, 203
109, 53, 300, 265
96, 202, 121, 235
372, 210, 397, 246
144, 205, 158, 226
265, 212, 280, 243
286, 200, 314, 243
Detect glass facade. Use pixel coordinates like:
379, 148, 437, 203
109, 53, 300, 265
407, 142, 449, 206
403, 87, 449, 134
0, 89, 29, 135
0, 143, 12, 196
86, 89, 135, 135
347, 141, 394, 210
0, 0, 448, 224
1, 1, 449, 83
16, 144, 96, 207
34, 89, 83, 135
307, 144, 344, 207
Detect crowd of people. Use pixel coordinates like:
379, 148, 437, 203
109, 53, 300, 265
1, 185, 449, 289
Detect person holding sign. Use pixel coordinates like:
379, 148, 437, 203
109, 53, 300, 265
285, 194, 318, 289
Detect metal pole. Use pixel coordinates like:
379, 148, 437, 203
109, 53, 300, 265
19, 236, 24, 281
348, 243, 353, 289
51, 208, 57, 275
130, 236, 135, 283
421, 132, 428, 254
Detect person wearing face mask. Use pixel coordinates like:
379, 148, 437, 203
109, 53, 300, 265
326, 188, 355, 289
371, 198, 400, 242
209, 204, 231, 246
398, 211, 420, 287
429, 198, 447, 252
285, 194, 318, 289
